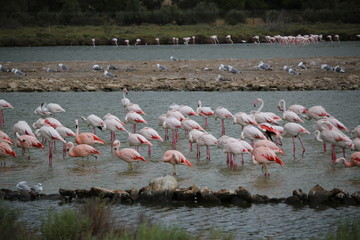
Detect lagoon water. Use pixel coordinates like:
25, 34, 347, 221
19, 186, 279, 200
1, 42, 360, 239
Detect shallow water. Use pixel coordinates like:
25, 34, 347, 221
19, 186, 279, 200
0, 41, 359, 62
1, 90, 360, 238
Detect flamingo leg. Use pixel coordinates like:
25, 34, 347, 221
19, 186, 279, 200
292, 136, 296, 158
323, 143, 327, 152
165, 129, 169, 141
63, 142, 66, 159
241, 153, 245, 165
233, 154, 238, 168
49, 141, 53, 166
197, 144, 200, 160
190, 142, 193, 151
148, 145, 151, 156
172, 165, 177, 175
172, 129, 176, 149
205, 117, 208, 128
206, 146, 210, 160
298, 136, 306, 157
331, 144, 336, 163
93, 127, 96, 135
221, 119, 225, 135
133, 124, 137, 133
128, 163, 133, 170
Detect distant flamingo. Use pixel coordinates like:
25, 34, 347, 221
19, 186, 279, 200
277, 99, 304, 123
42, 103, 66, 117
210, 35, 219, 44
74, 119, 105, 145
104, 113, 126, 148
226, 35, 233, 44
16, 132, 44, 159
196, 100, 214, 128
66, 142, 102, 166
307, 106, 330, 120
155, 38, 160, 45
163, 116, 182, 149
240, 125, 267, 146
335, 152, 360, 167
214, 106, 233, 135
126, 131, 152, 153
282, 122, 310, 158
13, 121, 35, 137
252, 146, 283, 177
121, 88, 131, 111
0, 140, 16, 165
113, 140, 146, 170
56, 126, 76, 158
139, 127, 163, 156
81, 114, 106, 134
233, 112, 257, 130
0, 99, 14, 127
92, 38, 95, 47
162, 150, 192, 175
125, 111, 147, 133
35, 125, 66, 166
196, 132, 218, 160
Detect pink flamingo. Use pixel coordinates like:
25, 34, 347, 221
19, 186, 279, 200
253, 98, 282, 125
307, 106, 330, 120
177, 105, 199, 117
254, 139, 284, 155
163, 116, 182, 149
210, 35, 219, 44
104, 113, 126, 148
353, 125, 360, 138
353, 138, 360, 151
188, 129, 204, 151
223, 140, 252, 168
113, 140, 146, 170
35, 125, 66, 166
277, 99, 304, 123
196, 132, 218, 160
125, 111, 147, 133
42, 103, 66, 117
66, 142, 102, 166
326, 116, 349, 132
126, 103, 146, 115
74, 119, 105, 145
166, 109, 185, 122
0, 130, 14, 144
13, 120, 35, 137
181, 118, 204, 135
0, 140, 17, 165
121, 88, 131, 111
233, 112, 257, 130
196, 100, 214, 128
252, 146, 283, 177
158, 114, 168, 140
139, 127, 163, 156
162, 150, 192, 175
81, 114, 106, 134
0, 99, 14, 127
126, 131, 152, 153
214, 106, 233, 135
287, 104, 308, 116
335, 152, 360, 167
240, 125, 267, 146
55, 126, 75, 158
282, 122, 310, 158
16, 132, 44, 159
44, 117, 63, 128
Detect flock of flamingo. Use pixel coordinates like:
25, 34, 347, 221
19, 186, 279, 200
94, 33, 349, 47
0, 89, 359, 177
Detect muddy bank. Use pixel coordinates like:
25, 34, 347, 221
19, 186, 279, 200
0, 57, 359, 92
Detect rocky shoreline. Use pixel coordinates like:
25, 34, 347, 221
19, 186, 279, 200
2, 176, 360, 208
0, 56, 359, 92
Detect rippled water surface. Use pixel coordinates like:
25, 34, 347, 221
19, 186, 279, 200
1, 90, 360, 239
0, 41, 359, 62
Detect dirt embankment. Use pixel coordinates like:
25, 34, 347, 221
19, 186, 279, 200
0, 57, 359, 92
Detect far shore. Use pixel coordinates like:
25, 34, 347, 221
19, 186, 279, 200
0, 56, 359, 92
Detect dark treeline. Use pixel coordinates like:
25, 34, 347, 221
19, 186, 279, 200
0, 0, 359, 28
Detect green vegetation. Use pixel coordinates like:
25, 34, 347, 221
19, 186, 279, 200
310, 218, 360, 240
0, 22, 359, 47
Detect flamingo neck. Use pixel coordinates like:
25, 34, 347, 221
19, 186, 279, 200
314, 130, 323, 142
280, 100, 286, 111
257, 99, 264, 112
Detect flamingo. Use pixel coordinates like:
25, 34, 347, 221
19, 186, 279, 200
158, 114, 168, 140
196, 100, 214, 128
352, 138, 360, 151
196, 132, 218, 160
353, 125, 360, 138
66, 142, 102, 166
0, 141, 16, 165
307, 106, 330, 120
335, 152, 360, 167
35, 125, 66, 166
92, 38, 95, 47
233, 112, 257, 130
121, 88, 131, 111
74, 119, 105, 145
55, 126, 76, 158
126, 131, 152, 153
162, 150, 192, 175
253, 139, 284, 155
42, 103, 65, 117
125, 111, 147, 133
326, 116, 349, 132
210, 35, 219, 44
34, 103, 53, 117
0, 99, 14, 127
240, 125, 267, 146
126, 103, 146, 115
223, 140, 252, 168
282, 122, 310, 158
81, 114, 106, 134
139, 127, 163, 156
277, 99, 304, 123
166, 109, 185, 122
163, 116, 182, 149
214, 106, 234, 135
188, 129, 205, 151
252, 146, 283, 177
113, 140, 146, 170
16, 132, 44, 160
253, 98, 282, 125
0, 130, 14, 144
181, 118, 204, 135
103, 114, 126, 148
177, 105, 199, 117
13, 121, 35, 137
226, 35, 233, 44
43, 117, 63, 128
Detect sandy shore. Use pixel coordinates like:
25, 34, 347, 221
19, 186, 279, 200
0, 56, 359, 92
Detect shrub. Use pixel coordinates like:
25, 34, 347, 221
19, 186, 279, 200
224, 10, 247, 25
